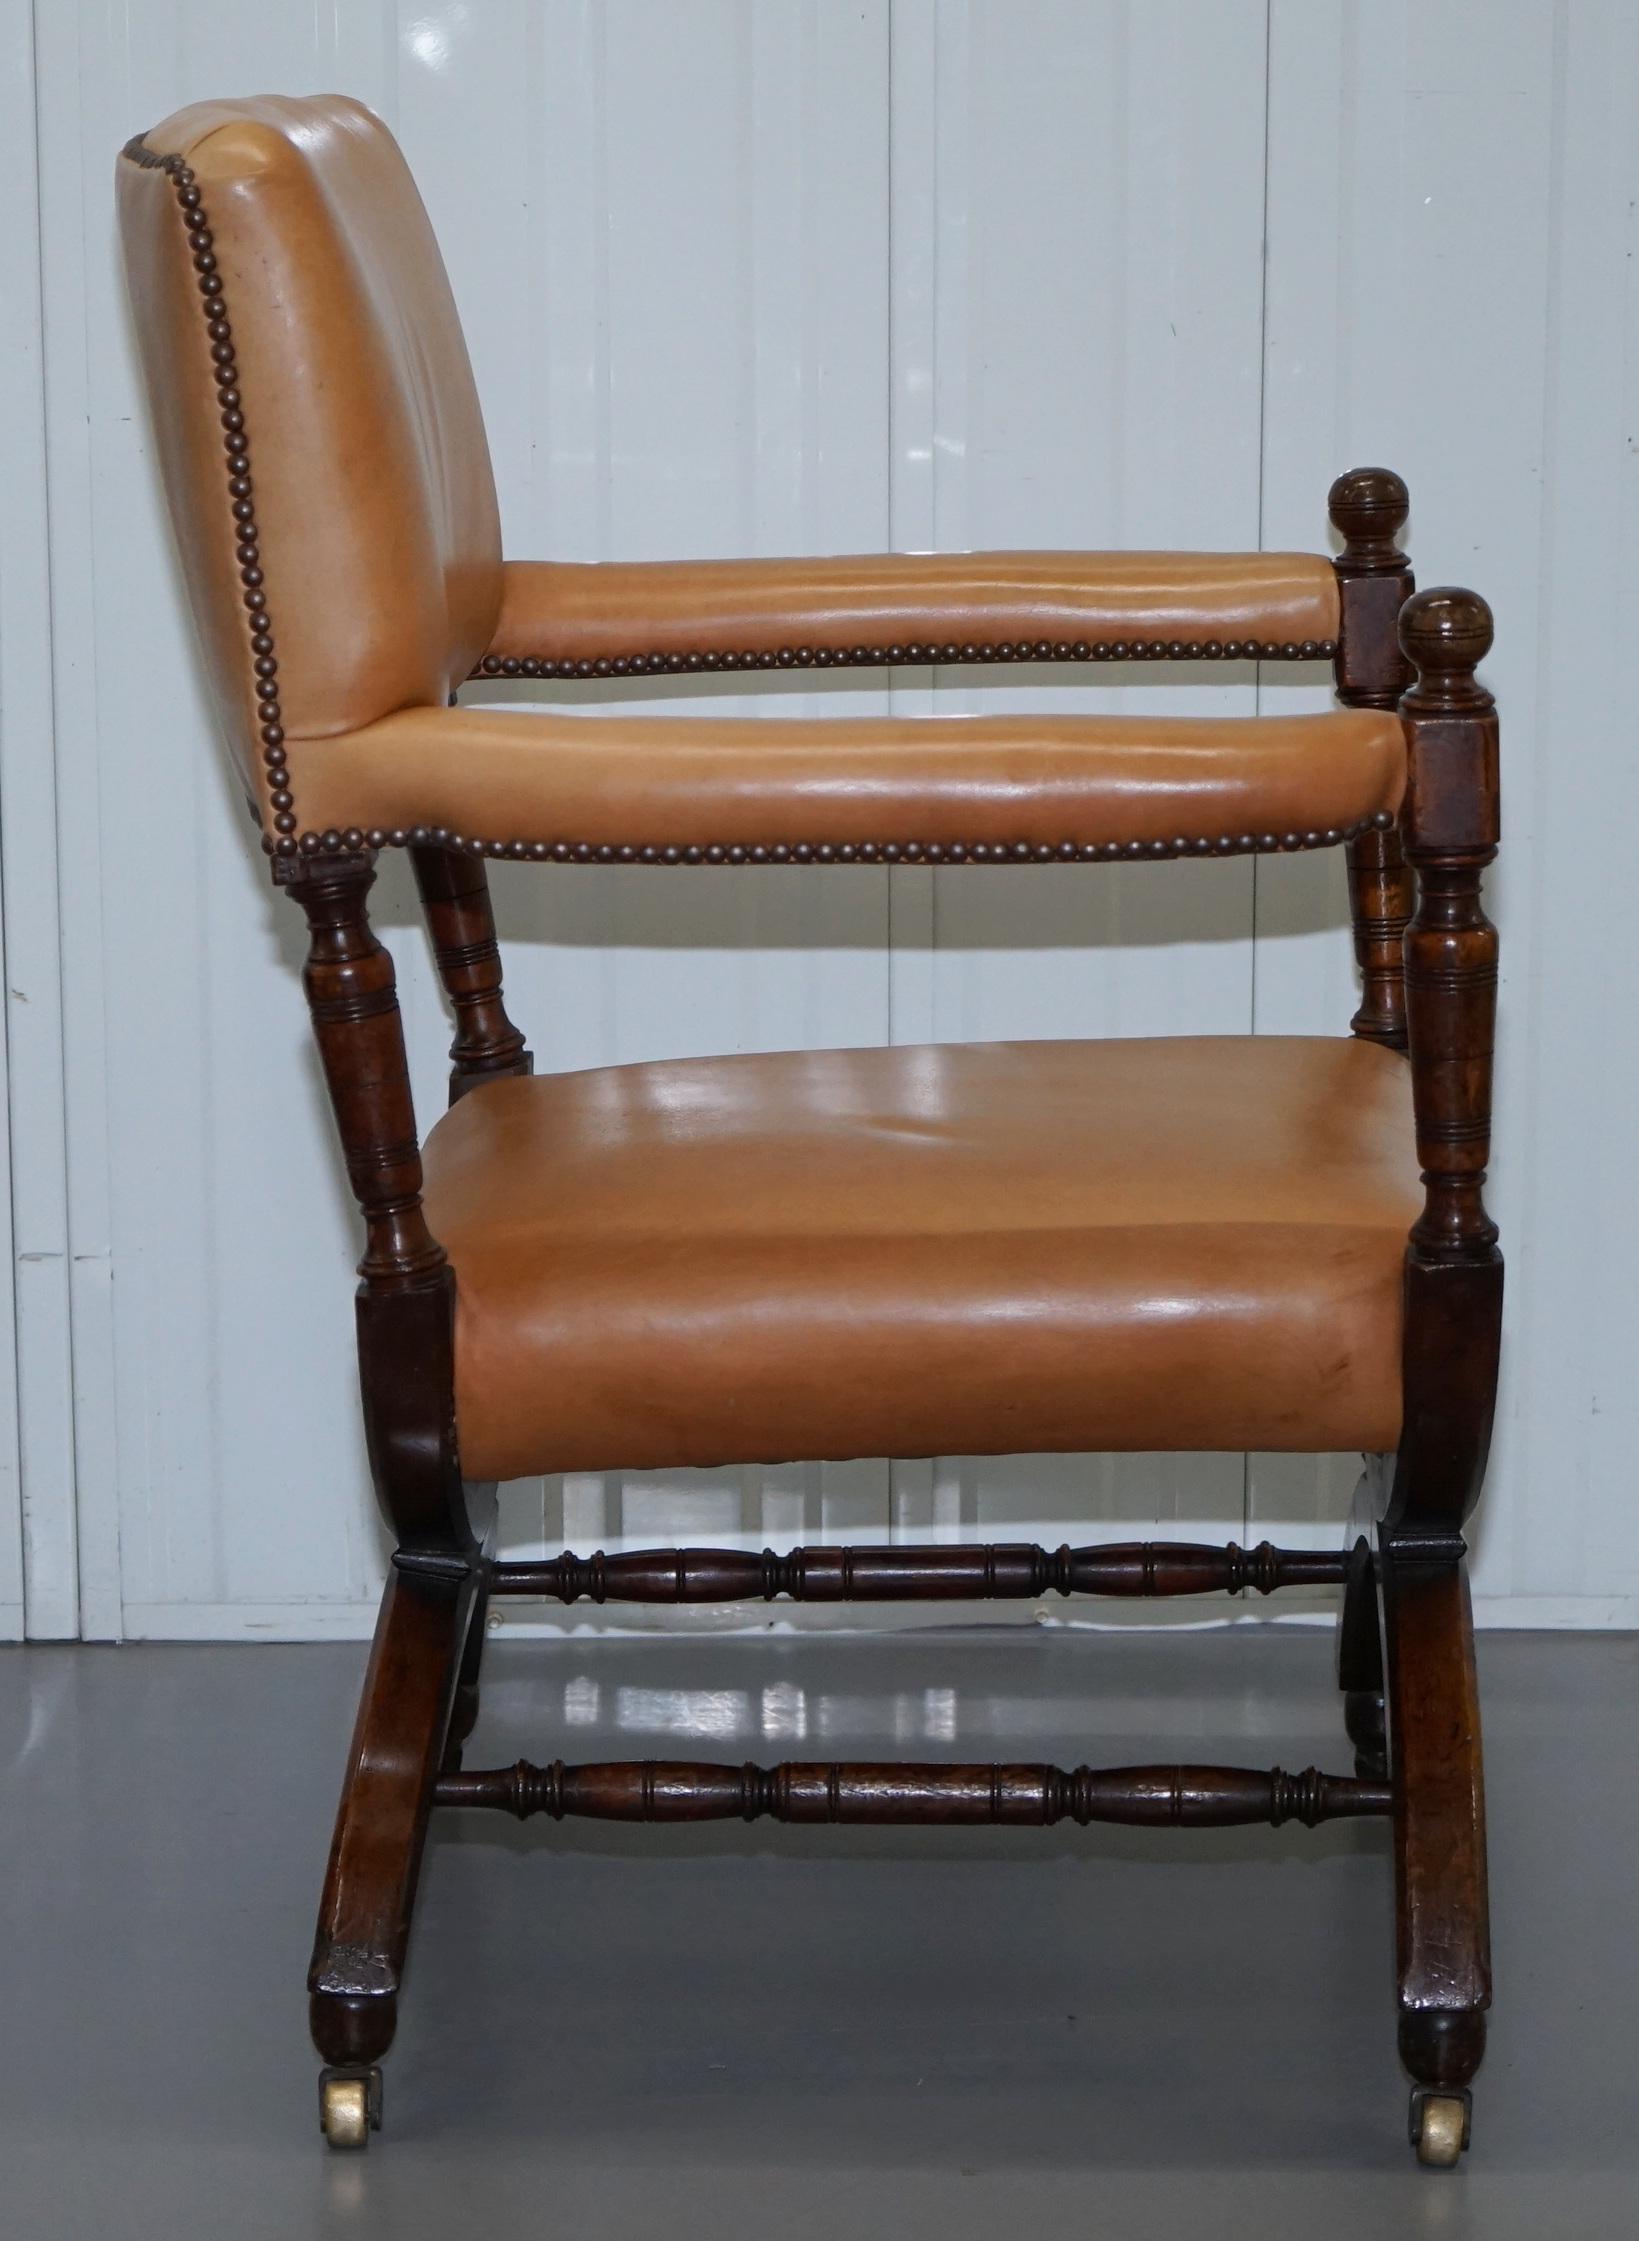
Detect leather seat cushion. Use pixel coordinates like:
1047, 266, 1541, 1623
423, 1036, 1418, 1482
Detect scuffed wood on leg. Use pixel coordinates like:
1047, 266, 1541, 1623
308, 1567, 479, 2066
1382, 1551, 1490, 2089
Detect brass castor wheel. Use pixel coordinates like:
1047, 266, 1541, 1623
1409, 2087, 1471, 2168
319, 2066, 383, 2150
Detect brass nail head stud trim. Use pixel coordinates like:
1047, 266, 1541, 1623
275, 809, 1393, 870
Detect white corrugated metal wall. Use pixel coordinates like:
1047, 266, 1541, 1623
1, 0, 1634, 1640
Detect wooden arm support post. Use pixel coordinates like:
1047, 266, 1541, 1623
1389, 588, 1503, 1540
409, 843, 532, 1103
288, 852, 475, 1557
1330, 467, 1415, 1049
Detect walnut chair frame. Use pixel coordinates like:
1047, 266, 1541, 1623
117, 101, 1499, 2173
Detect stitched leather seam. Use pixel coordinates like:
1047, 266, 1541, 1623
283, 809, 1395, 866
473, 636, 1338, 680
123, 134, 299, 861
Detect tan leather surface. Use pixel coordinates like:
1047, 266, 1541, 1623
488, 552, 1342, 666
422, 1036, 1417, 1481
119, 93, 1349, 865
286, 703, 1404, 851
118, 95, 501, 807
118, 129, 265, 792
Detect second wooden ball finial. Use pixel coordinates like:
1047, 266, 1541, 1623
1328, 467, 1410, 565
1399, 585, 1493, 679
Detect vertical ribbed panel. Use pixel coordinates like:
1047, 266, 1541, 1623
15, 0, 1637, 1632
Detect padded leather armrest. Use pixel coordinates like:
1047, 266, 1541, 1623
282, 703, 1402, 861
478, 552, 1341, 676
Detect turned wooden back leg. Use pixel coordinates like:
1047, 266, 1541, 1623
410, 844, 532, 1103
1330, 468, 1416, 1050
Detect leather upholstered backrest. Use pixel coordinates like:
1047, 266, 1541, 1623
117, 95, 501, 825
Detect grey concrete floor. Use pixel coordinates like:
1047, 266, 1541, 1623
4, 1625, 1636, 2239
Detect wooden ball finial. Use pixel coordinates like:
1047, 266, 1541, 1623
1328, 466, 1410, 566
1399, 585, 1493, 684
1336, 466, 1408, 564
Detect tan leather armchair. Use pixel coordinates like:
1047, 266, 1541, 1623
118, 93, 1502, 2172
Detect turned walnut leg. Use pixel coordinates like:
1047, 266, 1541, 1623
1381, 1551, 1489, 2165
289, 852, 492, 2146
1378, 584, 1500, 2167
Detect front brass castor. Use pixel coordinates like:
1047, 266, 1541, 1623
319, 2065, 382, 2150
1409, 2087, 1470, 2168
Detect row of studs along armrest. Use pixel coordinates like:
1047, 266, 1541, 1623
472, 635, 1338, 680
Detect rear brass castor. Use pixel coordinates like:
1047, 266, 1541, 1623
319, 2066, 382, 2150
1409, 2087, 1470, 2168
